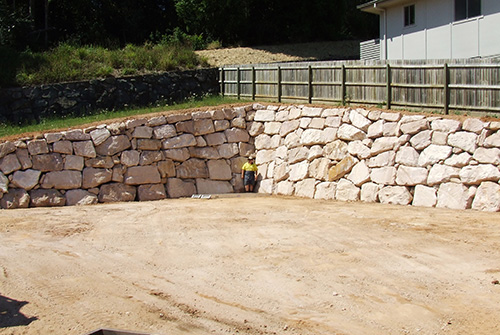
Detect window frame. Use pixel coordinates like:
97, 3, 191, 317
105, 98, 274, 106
454, 0, 481, 21
404, 4, 416, 27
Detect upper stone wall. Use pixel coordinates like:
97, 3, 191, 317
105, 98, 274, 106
0, 103, 499, 212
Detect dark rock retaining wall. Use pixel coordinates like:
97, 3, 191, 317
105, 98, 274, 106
0, 68, 219, 125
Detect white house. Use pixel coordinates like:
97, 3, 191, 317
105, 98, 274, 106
358, 0, 500, 60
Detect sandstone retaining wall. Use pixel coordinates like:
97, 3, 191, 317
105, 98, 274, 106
0, 68, 219, 125
0, 104, 499, 211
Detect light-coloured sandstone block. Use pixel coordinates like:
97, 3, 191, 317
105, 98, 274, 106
294, 179, 316, 198
367, 151, 395, 168
273, 163, 289, 182
431, 119, 461, 132
412, 185, 437, 207
436, 182, 473, 210
371, 137, 399, 155
378, 186, 412, 205
427, 164, 460, 185
231, 117, 246, 129
444, 152, 472, 167
418, 144, 453, 167
264, 122, 281, 135
349, 110, 371, 131
483, 132, 500, 148
347, 161, 370, 186
337, 124, 366, 141
463, 118, 487, 134
288, 147, 309, 164
471, 181, 500, 212
309, 158, 330, 181
370, 167, 396, 185
396, 166, 428, 186
335, 179, 360, 201
472, 147, 500, 164
302, 107, 323, 117
254, 110, 275, 122
410, 130, 432, 150
432, 131, 448, 145
395, 146, 419, 167
380, 112, 401, 122
0, 172, 8, 193
400, 119, 429, 135
324, 140, 348, 161
360, 182, 382, 202
275, 181, 294, 196
447, 131, 478, 153
367, 120, 384, 138
459, 164, 500, 185
289, 161, 310, 181
314, 182, 337, 200
258, 179, 274, 194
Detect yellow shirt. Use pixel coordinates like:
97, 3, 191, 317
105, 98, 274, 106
241, 162, 258, 172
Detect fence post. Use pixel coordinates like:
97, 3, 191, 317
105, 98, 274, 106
277, 66, 282, 102
386, 64, 392, 109
252, 67, 256, 100
341, 65, 346, 105
308, 65, 313, 104
219, 68, 225, 97
236, 67, 241, 100
444, 63, 449, 115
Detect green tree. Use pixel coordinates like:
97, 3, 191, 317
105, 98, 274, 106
0, 0, 33, 48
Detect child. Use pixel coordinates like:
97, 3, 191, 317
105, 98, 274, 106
241, 156, 258, 192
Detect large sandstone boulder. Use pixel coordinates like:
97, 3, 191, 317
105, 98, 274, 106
294, 179, 316, 198
98, 183, 137, 203
207, 160, 232, 180
96, 135, 131, 156
167, 178, 196, 198
328, 155, 357, 181
436, 182, 473, 210
41, 171, 82, 189
1, 189, 30, 209
412, 185, 437, 207
396, 166, 428, 186
177, 159, 208, 179
65, 189, 98, 206
162, 134, 197, 149
82, 167, 113, 189
29, 189, 65, 207
471, 182, 500, 212
335, 179, 360, 201
360, 182, 382, 202
73, 141, 96, 158
459, 164, 500, 185
0, 154, 21, 174
378, 186, 412, 205
314, 182, 337, 200
124, 166, 161, 185
32, 153, 64, 172
196, 179, 233, 194
11, 169, 41, 190
137, 184, 167, 201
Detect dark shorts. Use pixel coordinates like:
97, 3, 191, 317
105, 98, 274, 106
243, 171, 255, 186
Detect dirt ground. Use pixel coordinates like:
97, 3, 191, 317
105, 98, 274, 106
1, 194, 500, 335
195, 41, 360, 67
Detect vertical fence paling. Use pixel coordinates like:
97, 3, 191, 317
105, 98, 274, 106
220, 62, 500, 114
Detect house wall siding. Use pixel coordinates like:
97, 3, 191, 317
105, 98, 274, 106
380, 0, 500, 60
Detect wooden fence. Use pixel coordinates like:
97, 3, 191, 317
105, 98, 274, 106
219, 60, 500, 115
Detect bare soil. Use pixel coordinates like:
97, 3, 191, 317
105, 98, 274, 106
1, 194, 500, 335
195, 41, 360, 67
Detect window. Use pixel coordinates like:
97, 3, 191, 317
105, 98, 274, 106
455, 0, 481, 21
404, 4, 415, 27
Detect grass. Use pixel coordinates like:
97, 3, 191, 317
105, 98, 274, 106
0, 42, 208, 88
0, 95, 248, 139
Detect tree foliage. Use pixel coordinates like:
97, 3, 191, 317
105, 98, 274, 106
1, 0, 378, 50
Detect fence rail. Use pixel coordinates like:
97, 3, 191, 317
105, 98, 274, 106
219, 60, 500, 115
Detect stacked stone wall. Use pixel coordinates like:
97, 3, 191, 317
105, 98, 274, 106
0, 103, 499, 211
0, 68, 219, 125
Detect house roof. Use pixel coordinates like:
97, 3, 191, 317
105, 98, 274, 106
357, 0, 413, 14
